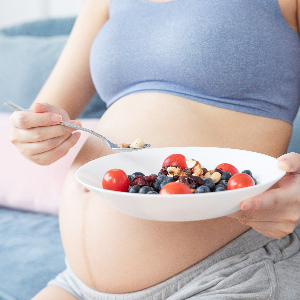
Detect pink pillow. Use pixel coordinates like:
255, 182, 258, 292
0, 113, 98, 215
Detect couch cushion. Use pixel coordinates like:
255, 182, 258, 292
0, 19, 106, 119
0, 17, 76, 37
0, 207, 65, 299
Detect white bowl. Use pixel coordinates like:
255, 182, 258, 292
75, 147, 285, 221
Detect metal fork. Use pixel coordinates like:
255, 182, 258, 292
4, 101, 151, 152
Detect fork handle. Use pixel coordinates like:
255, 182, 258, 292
60, 121, 115, 145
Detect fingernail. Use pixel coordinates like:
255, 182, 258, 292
73, 131, 81, 139
278, 159, 292, 172
70, 120, 82, 127
51, 114, 62, 124
241, 199, 253, 211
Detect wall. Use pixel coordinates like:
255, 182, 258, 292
0, 0, 84, 29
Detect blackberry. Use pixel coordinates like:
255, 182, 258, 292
139, 186, 154, 194
129, 185, 140, 193
195, 186, 211, 193
220, 171, 231, 181
202, 178, 215, 191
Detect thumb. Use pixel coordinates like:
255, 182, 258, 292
277, 152, 300, 173
32, 102, 70, 121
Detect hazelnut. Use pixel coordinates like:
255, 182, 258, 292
118, 143, 130, 148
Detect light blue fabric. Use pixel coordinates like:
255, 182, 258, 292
90, 0, 300, 124
0, 18, 107, 119
0, 207, 64, 300
0, 18, 76, 37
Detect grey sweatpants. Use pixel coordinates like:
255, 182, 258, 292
48, 223, 300, 300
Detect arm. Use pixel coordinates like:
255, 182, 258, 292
9, 0, 109, 165
33, 0, 109, 119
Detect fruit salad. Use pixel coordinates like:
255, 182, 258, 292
102, 154, 257, 194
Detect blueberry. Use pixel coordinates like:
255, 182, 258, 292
129, 185, 140, 193
195, 185, 211, 193
215, 185, 226, 192
241, 170, 253, 177
221, 171, 231, 181
152, 180, 162, 192
139, 186, 153, 194
147, 191, 158, 194
252, 177, 257, 185
218, 179, 228, 186
132, 172, 145, 177
202, 178, 215, 190
165, 177, 174, 183
156, 175, 167, 183
160, 181, 170, 189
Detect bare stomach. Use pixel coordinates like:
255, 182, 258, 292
59, 93, 292, 293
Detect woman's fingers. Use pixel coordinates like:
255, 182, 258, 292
27, 131, 81, 165
10, 111, 62, 129
278, 152, 300, 173
32, 102, 70, 121
9, 103, 83, 165
238, 219, 296, 240
227, 162, 300, 239
11, 120, 82, 143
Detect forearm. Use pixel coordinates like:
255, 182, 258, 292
32, 0, 109, 120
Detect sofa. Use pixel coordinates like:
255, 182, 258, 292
0, 18, 299, 300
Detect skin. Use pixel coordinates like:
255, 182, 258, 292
8, 0, 300, 299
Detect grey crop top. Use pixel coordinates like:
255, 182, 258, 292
90, 0, 300, 124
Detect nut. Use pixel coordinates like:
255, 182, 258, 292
204, 170, 214, 178
167, 166, 183, 177
186, 159, 197, 169
186, 159, 203, 176
130, 138, 145, 148
210, 172, 221, 183
192, 162, 203, 176
118, 143, 130, 148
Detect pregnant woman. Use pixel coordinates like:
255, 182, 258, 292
9, 0, 300, 299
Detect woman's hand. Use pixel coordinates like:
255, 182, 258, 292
228, 152, 300, 239
9, 102, 82, 165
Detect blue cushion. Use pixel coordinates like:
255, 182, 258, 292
0, 18, 76, 37
0, 207, 64, 299
0, 18, 106, 119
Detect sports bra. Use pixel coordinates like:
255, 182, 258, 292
90, 0, 300, 124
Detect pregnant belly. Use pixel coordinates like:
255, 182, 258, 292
59, 92, 292, 293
